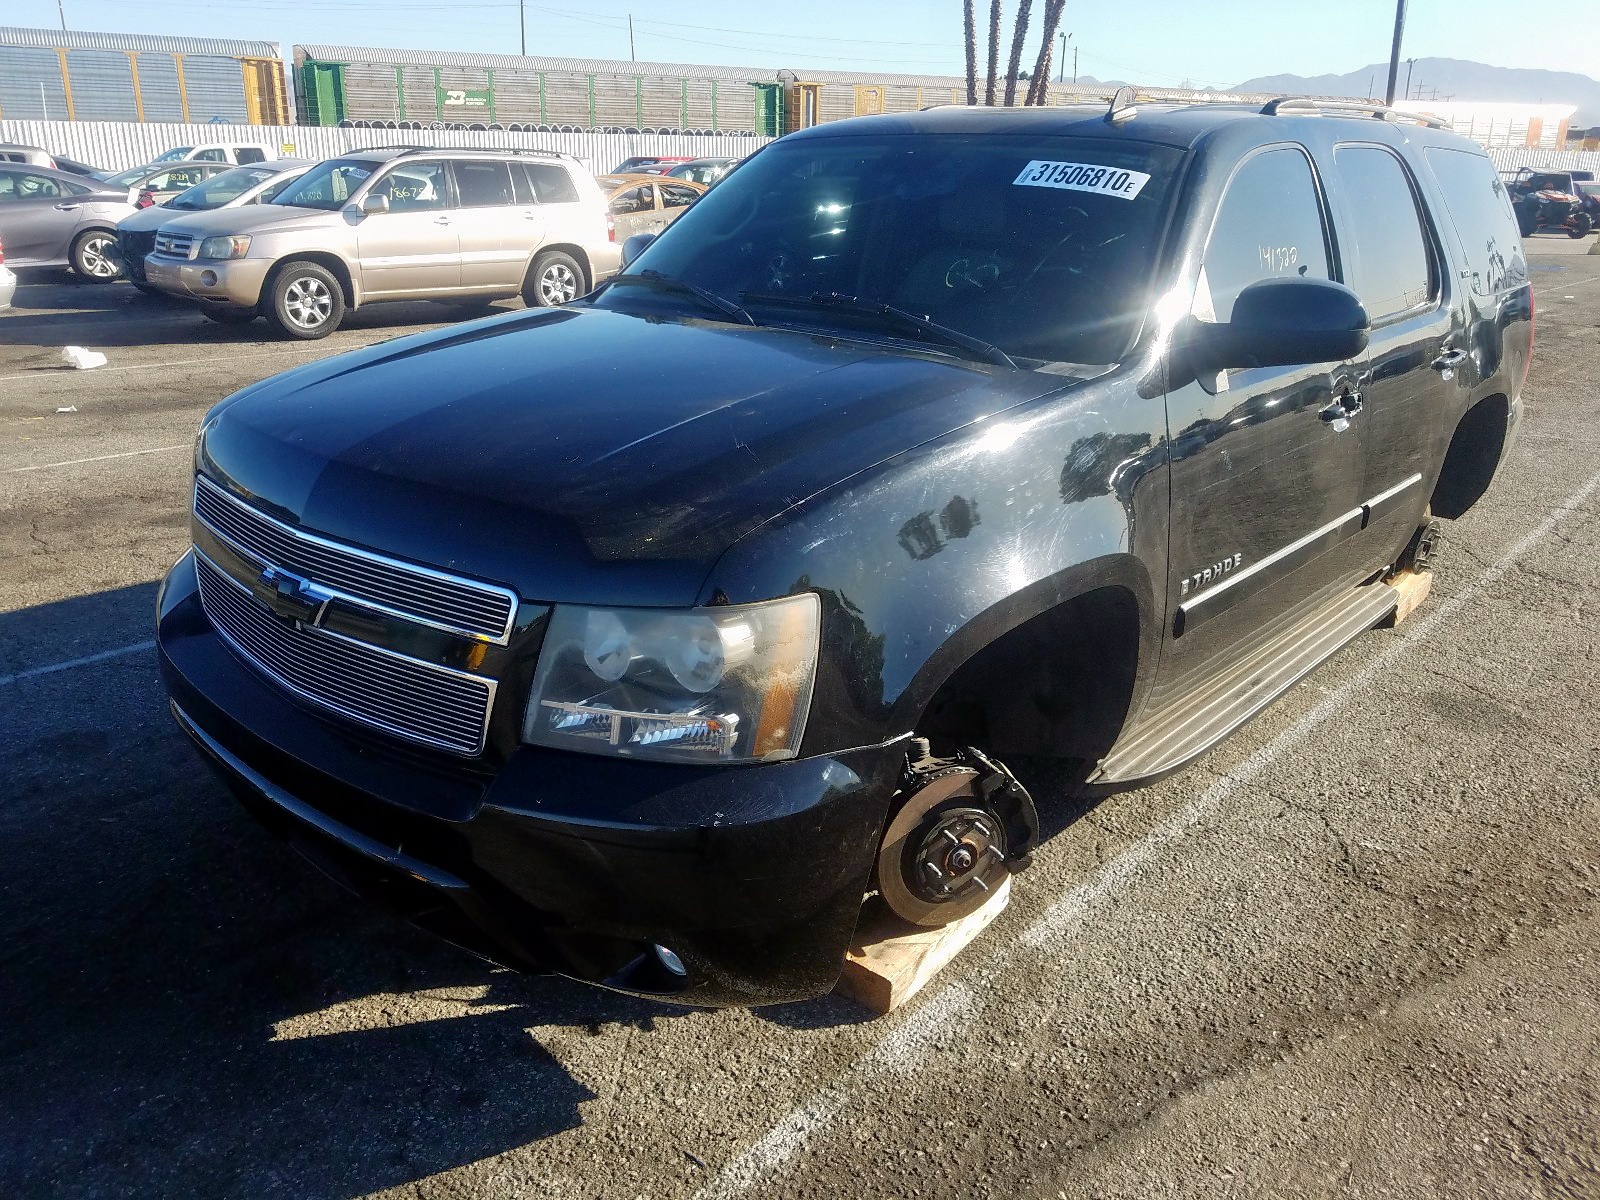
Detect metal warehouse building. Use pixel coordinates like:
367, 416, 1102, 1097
0, 26, 288, 124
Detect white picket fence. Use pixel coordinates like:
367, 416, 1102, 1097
0, 119, 772, 174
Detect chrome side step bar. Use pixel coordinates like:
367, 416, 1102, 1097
1090, 581, 1398, 786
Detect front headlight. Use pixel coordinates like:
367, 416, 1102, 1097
523, 594, 820, 763
198, 234, 251, 260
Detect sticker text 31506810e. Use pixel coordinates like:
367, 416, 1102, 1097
1012, 160, 1151, 200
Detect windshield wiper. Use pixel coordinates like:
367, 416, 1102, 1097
603, 270, 755, 326
740, 291, 1017, 369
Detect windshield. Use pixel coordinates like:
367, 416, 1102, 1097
271, 158, 379, 210
166, 166, 277, 210
153, 147, 193, 162
608, 133, 1183, 366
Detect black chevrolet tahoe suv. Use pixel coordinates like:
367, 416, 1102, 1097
158, 98, 1532, 1007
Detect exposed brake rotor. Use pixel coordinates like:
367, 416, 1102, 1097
876, 767, 1012, 927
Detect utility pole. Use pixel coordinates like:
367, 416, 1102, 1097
1383, 0, 1407, 106
1073, 44, 1078, 84
1404, 57, 1416, 101
519, 0, 526, 56
1057, 32, 1065, 83
56, 0, 66, 30
628, 14, 636, 61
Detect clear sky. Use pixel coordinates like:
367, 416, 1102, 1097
7, 0, 1589, 85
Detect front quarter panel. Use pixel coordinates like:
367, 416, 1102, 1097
702, 371, 1170, 754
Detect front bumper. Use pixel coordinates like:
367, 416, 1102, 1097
144, 254, 272, 308
157, 551, 901, 1007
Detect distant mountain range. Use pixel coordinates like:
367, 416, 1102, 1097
1235, 58, 1600, 127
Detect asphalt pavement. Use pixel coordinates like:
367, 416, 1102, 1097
1, 238, 1597, 1199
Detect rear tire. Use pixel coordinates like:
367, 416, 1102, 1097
1568, 212, 1593, 239
263, 261, 344, 340
522, 250, 585, 308
69, 230, 121, 281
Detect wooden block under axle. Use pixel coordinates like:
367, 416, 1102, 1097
835, 877, 1011, 1014
1383, 568, 1433, 628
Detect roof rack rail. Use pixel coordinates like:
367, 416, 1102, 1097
351, 144, 569, 160
1259, 96, 1450, 129
1105, 85, 1139, 124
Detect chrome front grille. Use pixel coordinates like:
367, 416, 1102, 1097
153, 231, 196, 258
194, 551, 496, 756
194, 474, 516, 643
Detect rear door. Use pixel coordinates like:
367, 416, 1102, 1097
1157, 145, 1370, 699
0, 168, 86, 263
448, 158, 525, 290
608, 185, 655, 241
1325, 143, 1456, 567
354, 159, 460, 297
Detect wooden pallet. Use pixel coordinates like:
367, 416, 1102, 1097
835, 878, 1011, 1014
1383, 568, 1433, 627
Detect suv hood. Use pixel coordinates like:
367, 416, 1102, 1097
198, 307, 1075, 606
157, 203, 329, 238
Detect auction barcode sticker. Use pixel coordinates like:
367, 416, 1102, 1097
1013, 160, 1151, 200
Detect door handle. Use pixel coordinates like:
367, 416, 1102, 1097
1432, 349, 1467, 372
1320, 391, 1362, 427
53, 202, 79, 211
433, 216, 452, 225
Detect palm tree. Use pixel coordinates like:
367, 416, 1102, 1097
1002, 0, 1035, 106
1027, 0, 1067, 106
984, 0, 1002, 106
963, 0, 978, 106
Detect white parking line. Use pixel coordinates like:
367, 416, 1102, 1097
0, 640, 156, 687
3, 444, 189, 474
694, 465, 1600, 1199
0, 346, 328, 386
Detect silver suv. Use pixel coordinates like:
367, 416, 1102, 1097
143, 147, 621, 338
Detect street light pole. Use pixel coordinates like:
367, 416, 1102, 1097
56, 0, 66, 30
1057, 33, 1065, 84
519, 0, 526, 56
629, 14, 636, 62
1404, 57, 1416, 101
1383, 0, 1407, 106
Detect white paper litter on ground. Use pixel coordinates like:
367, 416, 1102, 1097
60, 346, 107, 370
54, 406, 77, 414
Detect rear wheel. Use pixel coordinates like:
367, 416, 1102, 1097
522, 250, 584, 308
264, 261, 344, 340
69, 230, 121, 281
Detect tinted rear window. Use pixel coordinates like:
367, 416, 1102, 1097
1333, 145, 1434, 320
525, 163, 579, 204
1423, 148, 1526, 299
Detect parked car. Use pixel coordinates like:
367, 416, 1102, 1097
0, 236, 15, 309
143, 147, 618, 337
150, 143, 275, 166
1505, 168, 1596, 237
611, 155, 693, 173
3, 145, 112, 181
597, 174, 705, 243
49, 154, 110, 181
158, 100, 1531, 1008
0, 143, 58, 169
114, 160, 316, 288
662, 157, 740, 186
0, 164, 136, 279
101, 161, 236, 211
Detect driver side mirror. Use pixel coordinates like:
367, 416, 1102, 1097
358, 193, 389, 216
1187, 277, 1369, 373
621, 232, 656, 268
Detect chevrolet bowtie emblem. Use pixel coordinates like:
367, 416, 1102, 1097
255, 566, 334, 628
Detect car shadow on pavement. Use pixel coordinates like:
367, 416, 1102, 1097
0, 582, 689, 1199
0, 279, 510, 351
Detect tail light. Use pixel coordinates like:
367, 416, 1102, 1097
136, 189, 155, 209
606, 212, 616, 243
0, 235, 6, 264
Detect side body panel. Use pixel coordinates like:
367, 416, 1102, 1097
700, 370, 1171, 757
